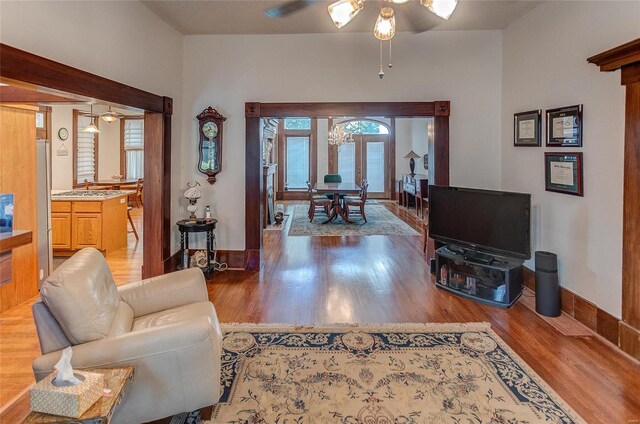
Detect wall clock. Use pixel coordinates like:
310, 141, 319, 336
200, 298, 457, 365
58, 127, 69, 141
196, 106, 227, 184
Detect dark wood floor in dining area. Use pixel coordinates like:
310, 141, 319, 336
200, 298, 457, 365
1, 202, 639, 423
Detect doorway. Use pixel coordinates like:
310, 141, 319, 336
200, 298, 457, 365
245, 101, 451, 271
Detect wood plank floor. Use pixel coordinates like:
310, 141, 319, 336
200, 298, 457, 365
2, 202, 640, 423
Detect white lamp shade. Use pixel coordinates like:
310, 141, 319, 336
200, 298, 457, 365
421, 0, 458, 20
328, 0, 364, 29
82, 122, 100, 134
374, 7, 396, 41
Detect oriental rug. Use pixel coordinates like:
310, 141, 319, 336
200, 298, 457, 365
288, 205, 419, 237
177, 323, 585, 424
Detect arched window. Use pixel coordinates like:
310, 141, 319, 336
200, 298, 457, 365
339, 119, 390, 135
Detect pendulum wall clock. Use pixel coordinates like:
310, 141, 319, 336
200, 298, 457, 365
196, 106, 227, 184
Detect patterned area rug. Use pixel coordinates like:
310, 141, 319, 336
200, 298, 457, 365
178, 323, 585, 423
288, 205, 419, 237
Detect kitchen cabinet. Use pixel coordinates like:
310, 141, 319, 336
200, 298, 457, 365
51, 194, 128, 255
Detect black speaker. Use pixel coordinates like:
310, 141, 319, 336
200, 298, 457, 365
535, 251, 561, 317
430, 258, 437, 274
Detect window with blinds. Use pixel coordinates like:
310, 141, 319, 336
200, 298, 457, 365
285, 135, 310, 189
76, 113, 97, 183
123, 119, 144, 179
337, 144, 356, 184
366, 141, 385, 193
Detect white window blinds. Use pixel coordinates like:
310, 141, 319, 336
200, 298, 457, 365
77, 114, 96, 183
366, 141, 385, 193
338, 144, 356, 184
285, 136, 310, 189
124, 119, 144, 179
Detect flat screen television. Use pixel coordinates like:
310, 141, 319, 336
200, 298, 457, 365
428, 186, 531, 259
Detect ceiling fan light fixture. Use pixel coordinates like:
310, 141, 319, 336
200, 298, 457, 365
374, 7, 396, 40
390, 0, 410, 3
328, 0, 364, 29
420, 0, 458, 20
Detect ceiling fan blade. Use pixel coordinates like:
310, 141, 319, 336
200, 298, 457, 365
401, 1, 440, 33
265, 0, 316, 18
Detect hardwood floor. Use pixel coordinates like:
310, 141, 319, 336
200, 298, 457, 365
2, 202, 640, 423
0, 206, 142, 410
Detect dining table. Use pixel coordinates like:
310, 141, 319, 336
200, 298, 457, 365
314, 182, 361, 224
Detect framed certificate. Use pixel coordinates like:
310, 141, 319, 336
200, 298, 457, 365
545, 152, 583, 196
546, 105, 583, 147
514, 110, 541, 146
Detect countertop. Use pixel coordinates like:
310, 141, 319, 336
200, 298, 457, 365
51, 190, 135, 201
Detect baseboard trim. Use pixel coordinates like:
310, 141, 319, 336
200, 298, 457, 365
522, 267, 639, 359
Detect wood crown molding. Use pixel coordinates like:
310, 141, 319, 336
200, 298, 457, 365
587, 38, 640, 72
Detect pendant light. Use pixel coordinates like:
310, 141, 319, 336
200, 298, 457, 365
374, 7, 396, 41
328, 0, 364, 29
420, 0, 458, 20
82, 104, 100, 134
101, 106, 119, 123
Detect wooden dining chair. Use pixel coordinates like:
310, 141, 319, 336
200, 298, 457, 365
121, 178, 144, 208
344, 179, 369, 223
127, 206, 139, 241
323, 174, 343, 200
307, 181, 332, 222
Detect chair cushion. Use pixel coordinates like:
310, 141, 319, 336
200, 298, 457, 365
132, 301, 216, 331
40, 248, 120, 345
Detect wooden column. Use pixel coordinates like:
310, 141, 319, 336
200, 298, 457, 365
245, 113, 262, 271
588, 38, 640, 359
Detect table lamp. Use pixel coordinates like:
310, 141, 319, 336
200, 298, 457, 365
404, 151, 421, 176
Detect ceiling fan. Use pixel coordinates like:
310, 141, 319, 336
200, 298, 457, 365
264, 0, 458, 78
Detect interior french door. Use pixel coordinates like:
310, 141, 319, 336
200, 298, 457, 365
337, 135, 390, 198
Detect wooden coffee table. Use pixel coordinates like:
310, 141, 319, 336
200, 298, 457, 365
23, 367, 134, 424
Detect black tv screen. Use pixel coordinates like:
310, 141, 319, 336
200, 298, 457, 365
428, 186, 531, 259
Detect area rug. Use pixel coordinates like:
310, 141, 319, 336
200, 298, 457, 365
177, 323, 585, 424
288, 205, 419, 237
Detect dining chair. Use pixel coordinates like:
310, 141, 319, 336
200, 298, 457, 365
307, 181, 332, 222
323, 174, 343, 200
344, 179, 369, 223
127, 206, 139, 241
121, 178, 144, 208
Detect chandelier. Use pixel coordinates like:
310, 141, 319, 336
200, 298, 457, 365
327, 0, 458, 78
328, 123, 354, 146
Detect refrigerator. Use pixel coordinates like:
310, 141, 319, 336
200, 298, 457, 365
36, 138, 52, 288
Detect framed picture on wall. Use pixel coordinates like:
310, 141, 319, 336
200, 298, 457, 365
545, 152, 584, 196
546, 105, 583, 147
514, 110, 541, 146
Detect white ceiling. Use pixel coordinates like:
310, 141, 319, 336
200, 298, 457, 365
142, 0, 543, 35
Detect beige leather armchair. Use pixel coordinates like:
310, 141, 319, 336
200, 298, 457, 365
32, 248, 222, 423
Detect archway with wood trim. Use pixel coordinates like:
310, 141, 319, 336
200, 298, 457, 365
245, 101, 451, 271
0, 43, 173, 280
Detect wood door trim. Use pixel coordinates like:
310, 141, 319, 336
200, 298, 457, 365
245, 101, 450, 271
1, 43, 172, 279
589, 39, 640, 359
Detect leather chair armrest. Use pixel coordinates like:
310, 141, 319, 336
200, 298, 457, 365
33, 314, 218, 380
117, 268, 208, 317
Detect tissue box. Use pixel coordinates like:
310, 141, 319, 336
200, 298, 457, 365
30, 370, 104, 418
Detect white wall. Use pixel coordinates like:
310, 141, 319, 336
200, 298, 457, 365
501, 1, 640, 317
183, 31, 503, 249
50, 105, 75, 190
0, 0, 184, 250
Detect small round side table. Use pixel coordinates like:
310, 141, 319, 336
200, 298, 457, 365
176, 219, 218, 274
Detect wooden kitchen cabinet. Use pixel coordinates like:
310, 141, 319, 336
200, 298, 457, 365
72, 213, 102, 249
51, 195, 127, 255
51, 213, 72, 249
